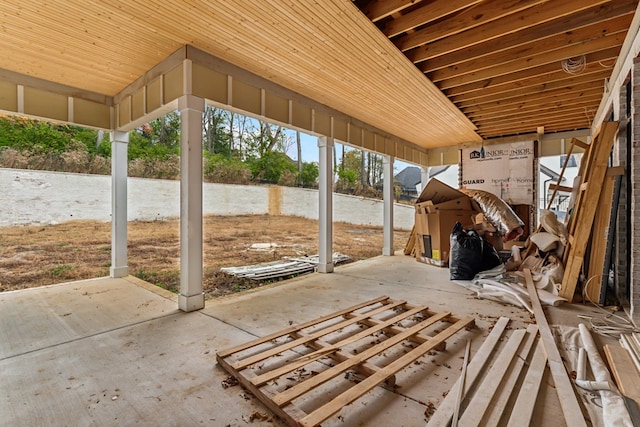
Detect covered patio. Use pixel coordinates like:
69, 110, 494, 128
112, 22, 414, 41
2, 1, 640, 425
1, 254, 611, 426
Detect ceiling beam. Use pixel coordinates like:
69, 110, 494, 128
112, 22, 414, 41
451, 70, 611, 104
452, 70, 611, 105
361, 0, 424, 23
447, 63, 613, 100
467, 99, 602, 122
422, 15, 631, 79
461, 90, 604, 115
419, 1, 637, 73
433, 36, 624, 89
406, 0, 610, 62
443, 47, 619, 96
473, 108, 597, 128
477, 113, 592, 134
383, 0, 481, 38
396, 0, 548, 51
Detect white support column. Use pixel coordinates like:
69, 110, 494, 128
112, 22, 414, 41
318, 136, 334, 273
178, 95, 205, 312
420, 166, 429, 193
110, 131, 129, 278
382, 155, 395, 256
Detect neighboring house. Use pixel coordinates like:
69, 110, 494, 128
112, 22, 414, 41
390, 165, 451, 199
540, 163, 569, 217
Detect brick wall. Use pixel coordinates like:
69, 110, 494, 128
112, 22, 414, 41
616, 75, 630, 306
630, 57, 640, 321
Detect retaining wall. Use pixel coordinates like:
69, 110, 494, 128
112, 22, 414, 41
0, 168, 414, 229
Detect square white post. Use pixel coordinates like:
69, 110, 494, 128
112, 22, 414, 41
110, 131, 129, 278
178, 95, 205, 312
420, 166, 429, 192
382, 155, 395, 256
318, 136, 334, 273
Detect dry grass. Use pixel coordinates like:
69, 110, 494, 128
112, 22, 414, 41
0, 215, 411, 298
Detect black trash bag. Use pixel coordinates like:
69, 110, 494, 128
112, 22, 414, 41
450, 222, 484, 280
481, 238, 502, 272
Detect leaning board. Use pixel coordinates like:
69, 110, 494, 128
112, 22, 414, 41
216, 296, 475, 427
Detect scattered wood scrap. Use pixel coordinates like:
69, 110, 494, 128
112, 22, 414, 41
427, 318, 544, 427
604, 344, 640, 409
216, 296, 474, 427
221, 253, 351, 280
525, 268, 588, 427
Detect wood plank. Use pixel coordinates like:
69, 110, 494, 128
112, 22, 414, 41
404, 225, 416, 255
405, 0, 610, 61
272, 311, 453, 406
428, 17, 631, 82
217, 352, 309, 426
560, 121, 618, 299
525, 269, 587, 426
547, 138, 580, 209
434, 34, 625, 89
250, 304, 428, 386
427, 317, 511, 427
452, 339, 471, 427
362, 0, 418, 22
605, 344, 640, 408
216, 296, 390, 358
232, 299, 408, 370
548, 184, 575, 193
506, 340, 548, 426
448, 47, 619, 97
421, 1, 637, 73
482, 325, 539, 427
452, 69, 612, 106
457, 330, 527, 427
585, 174, 616, 303
383, 0, 482, 38
398, 0, 550, 52
299, 316, 475, 427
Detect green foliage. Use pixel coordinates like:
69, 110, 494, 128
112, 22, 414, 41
50, 265, 73, 277
0, 114, 368, 197
0, 116, 99, 153
204, 153, 252, 184
298, 162, 319, 187
247, 151, 297, 183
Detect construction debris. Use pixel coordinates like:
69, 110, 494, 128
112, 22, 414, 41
216, 296, 474, 427
221, 253, 351, 281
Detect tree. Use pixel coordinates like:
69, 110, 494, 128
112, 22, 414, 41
203, 106, 231, 156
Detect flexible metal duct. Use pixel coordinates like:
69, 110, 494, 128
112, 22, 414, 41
460, 188, 524, 241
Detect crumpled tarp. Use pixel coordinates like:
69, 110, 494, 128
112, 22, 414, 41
460, 188, 524, 241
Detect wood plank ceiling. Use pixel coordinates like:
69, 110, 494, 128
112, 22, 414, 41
353, 0, 638, 139
0, 0, 481, 150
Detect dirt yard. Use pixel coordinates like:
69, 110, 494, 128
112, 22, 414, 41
0, 215, 411, 298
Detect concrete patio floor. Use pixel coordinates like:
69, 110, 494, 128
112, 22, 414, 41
1, 253, 615, 426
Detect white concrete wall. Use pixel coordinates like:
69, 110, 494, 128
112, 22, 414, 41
0, 168, 414, 229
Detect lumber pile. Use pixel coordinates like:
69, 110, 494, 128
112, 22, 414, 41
429, 270, 588, 427
526, 122, 622, 303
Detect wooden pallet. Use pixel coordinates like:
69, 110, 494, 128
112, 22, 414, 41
216, 296, 475, 427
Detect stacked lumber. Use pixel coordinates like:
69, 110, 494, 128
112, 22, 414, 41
539, 121, 621, 303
